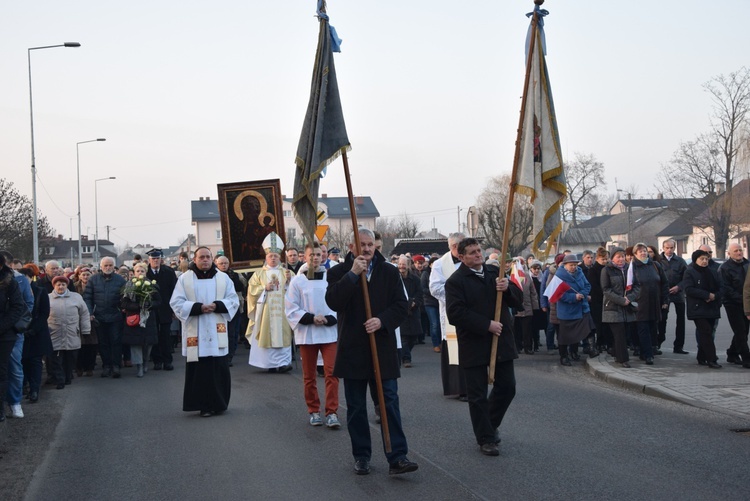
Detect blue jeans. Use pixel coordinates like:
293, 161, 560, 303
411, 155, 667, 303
425, 306, 441, 348
7, 333, 24, 405
343, 378, 409, 464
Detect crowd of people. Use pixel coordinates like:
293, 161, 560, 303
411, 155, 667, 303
2, 233, 748, 471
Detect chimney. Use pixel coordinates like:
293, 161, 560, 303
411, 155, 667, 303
657, 193, 663, 199
321, 193, 328, 199
206, 196, 210, 200
356, 196, 364, 205
199, 197, 204, 201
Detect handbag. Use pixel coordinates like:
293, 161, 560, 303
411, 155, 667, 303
126, 313, 140, 327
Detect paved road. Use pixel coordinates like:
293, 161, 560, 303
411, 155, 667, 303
23, 332, 750, 501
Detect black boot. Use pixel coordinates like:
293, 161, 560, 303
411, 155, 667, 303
559, 345, 571, 366
560, 356, 571, 366
570, 346, 580, 361
587, 337, 599, 357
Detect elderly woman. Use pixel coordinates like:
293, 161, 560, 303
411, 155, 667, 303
631, 243, 669, 365
19, 265, 53, 402
601, 248, 639, 368
514, 259, 539, 355
121, 263, 160, 377
683, 249, 723, 368
554, 254, 594, 366
48, 276, 91, 389
74, 267, 98, 376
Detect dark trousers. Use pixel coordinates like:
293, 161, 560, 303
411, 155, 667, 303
545, 312, 557, 349
76, 344, 98, 372
227, 315, 241, 361
516, 316, 533, 352
636, 321, 655, 358
608, 322, 630, 363
724, 303, 750, 358
49, 349, 78, 384
0, 338, 16, 403
22, 355, 43, 393
659, 301, 686, 350
98, 321, 123, 369
463, 360, 516, 446
694, 318, 719, 363
152, 322, 174, 365
343, 378, 408, 465
400, 335, 417, 363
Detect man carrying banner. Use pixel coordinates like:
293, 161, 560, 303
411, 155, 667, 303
446, 238, 522, 456
429, 232, 468, 399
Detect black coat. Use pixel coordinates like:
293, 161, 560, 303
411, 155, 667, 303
146, 265, 177, 324
587, 261, 606, 323
660, 253, 688, 303
399, 271, 423, 338
120, 293, 161, 346
0, 267, 25, 341
445, 263, 522, 368
719, 258, 748, 306
683, 264, 722, 320
326, 251, 408, 380
83, 272, 127, 323
631, 259, 669, 322
22, 282, 53, 358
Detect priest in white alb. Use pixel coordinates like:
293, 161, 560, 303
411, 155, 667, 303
170, 246, 239, 417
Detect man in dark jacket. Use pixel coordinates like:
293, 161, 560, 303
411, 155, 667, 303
722, 243, 750, 367
84, 257, 126, 377
659, 239, 689, 354
445, 238, 523, 457
325, 228, 417, 476
146, 249, 178, 371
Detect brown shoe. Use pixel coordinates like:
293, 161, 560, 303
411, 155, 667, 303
433, 346, 441, 353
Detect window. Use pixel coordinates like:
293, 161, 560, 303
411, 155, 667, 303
283, 210, 292, 217
216, 229, 222, 240
83, 246, 92, 253
288, 228, 296, 238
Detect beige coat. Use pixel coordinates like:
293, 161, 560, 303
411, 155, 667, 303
48, 290, 91, 351
514, 270, 539, 318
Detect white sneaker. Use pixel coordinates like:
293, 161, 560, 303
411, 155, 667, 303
10, 403, 24, 419
309, 412, 323, 426
326, 413, 341, 429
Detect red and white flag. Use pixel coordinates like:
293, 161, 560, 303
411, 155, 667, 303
510, 258, 526, 290
542, 274, 571, 304
626, 262, 634, 291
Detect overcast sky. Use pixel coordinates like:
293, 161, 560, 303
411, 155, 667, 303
1, 1, 748, 251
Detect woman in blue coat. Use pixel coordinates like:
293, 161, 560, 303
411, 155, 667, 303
554, 254, 595, 366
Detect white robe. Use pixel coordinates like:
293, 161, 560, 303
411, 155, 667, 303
285, 271, 338, 346
249, 267, 292, 369
429, 251, 461, 364
170, 270, 239, 358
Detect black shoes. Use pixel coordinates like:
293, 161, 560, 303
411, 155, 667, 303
111, 368, 121, 379
645, 357, 654, 365
480, 443, 500, 456
28, 391, 39, 403
101, 368, 112, 378
674, 349, 689, 354
200, 410, 213, 417
278, 364, 293, 373
389, 459, 418, 475
621, 362, 631, 368
560, 356, 571, 366
653, 347, 663, 355
354, 459, 370, 475
570, 351, 580, 361
727, 354, 742, 365
707, 361, 722, 369
163, 364, 174, 371
153, 363, 163, 371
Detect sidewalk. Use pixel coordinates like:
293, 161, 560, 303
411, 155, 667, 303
586, 350, 750, 419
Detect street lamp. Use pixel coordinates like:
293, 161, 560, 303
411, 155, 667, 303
94, 176, 116, 263
76, 139, 106, 265
29, 41, 81, 264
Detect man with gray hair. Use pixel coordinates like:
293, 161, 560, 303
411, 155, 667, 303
326, 227, 417, 476
84, 257, 126, 377
38, 260, 61, 294
659, 239, 688, 354
429, 232, 468, 398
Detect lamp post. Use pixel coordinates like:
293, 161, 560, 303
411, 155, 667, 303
94, 177, 116, 263
76, 139, 106, 265
28, 42, 81, 264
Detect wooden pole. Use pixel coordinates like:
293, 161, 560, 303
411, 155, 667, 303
341, 150, 391, 452
488, 4, 540, 384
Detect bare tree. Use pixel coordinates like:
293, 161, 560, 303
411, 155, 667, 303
374, 217, 399, 255
475, 174, 534, 256
656, 67, 750, 256
394, 213, 421, 239
0, 179, 56, 262
563, 152, 607, 225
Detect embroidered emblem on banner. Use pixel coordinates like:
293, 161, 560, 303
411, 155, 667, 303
216, 323, 227, 333
187, 337, 199, 347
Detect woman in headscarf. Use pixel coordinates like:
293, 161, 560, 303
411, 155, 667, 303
683, 249, 723, 368
554, 254, 594, 366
